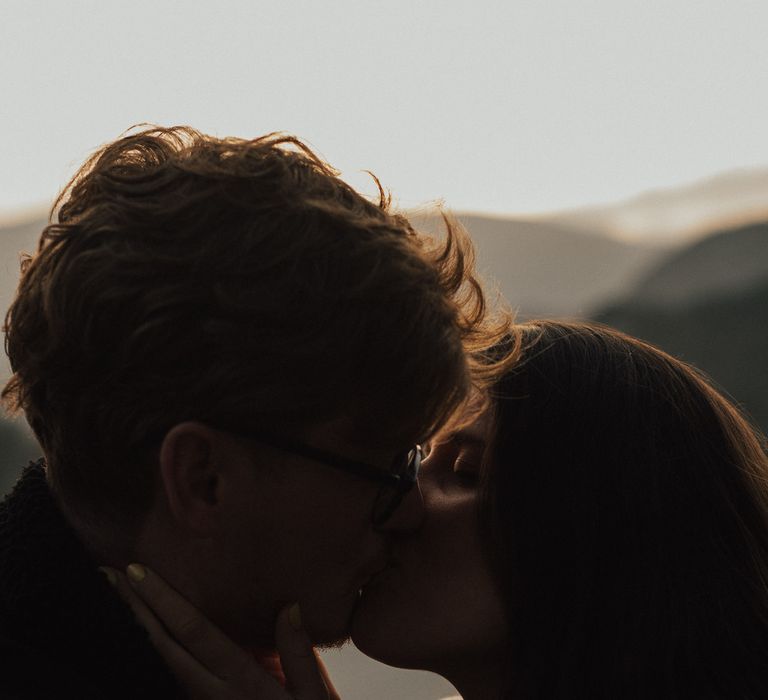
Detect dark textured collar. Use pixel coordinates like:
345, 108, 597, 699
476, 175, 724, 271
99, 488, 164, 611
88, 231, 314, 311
0, 459, 183, 698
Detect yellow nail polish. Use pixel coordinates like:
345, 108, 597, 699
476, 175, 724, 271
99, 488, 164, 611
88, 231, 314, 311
126, 563, 147, 583
288, 602, 302, 630
98, 566, 117, 586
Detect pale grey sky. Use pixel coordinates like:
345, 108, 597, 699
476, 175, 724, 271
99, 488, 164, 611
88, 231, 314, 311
2, 0, 767, 217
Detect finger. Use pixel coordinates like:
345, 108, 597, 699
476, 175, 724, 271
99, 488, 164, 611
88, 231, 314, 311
124, 563, 279, 695
100, 567, 228, 700
102, 567, 174, 649
275, 604, 329, 700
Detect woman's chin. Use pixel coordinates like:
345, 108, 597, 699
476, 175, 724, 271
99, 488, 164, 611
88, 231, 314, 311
350, 587, 424, 669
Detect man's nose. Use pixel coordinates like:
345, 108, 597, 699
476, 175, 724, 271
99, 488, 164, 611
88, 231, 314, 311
379, 480, 425, 534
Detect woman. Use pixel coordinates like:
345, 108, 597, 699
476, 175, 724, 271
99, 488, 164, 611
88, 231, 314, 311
109, 321, 768, 699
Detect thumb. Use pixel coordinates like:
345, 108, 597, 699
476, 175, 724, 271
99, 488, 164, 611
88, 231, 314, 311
275, 603, 330, 700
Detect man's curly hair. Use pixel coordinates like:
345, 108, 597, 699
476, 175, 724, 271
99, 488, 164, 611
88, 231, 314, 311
3, 125, 517, 532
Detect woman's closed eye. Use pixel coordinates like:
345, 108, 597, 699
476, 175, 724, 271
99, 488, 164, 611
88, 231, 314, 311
421, 432, 485, 487
452, 453, 481, 485
448, 434, 484, 487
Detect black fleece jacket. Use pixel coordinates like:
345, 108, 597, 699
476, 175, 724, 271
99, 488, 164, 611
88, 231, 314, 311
0, 459, 184, 699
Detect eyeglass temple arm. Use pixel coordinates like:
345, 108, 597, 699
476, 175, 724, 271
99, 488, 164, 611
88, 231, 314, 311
243, 430, 411, 486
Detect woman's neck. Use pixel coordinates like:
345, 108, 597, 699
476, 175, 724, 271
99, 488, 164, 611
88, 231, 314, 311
435, 652, 513, 700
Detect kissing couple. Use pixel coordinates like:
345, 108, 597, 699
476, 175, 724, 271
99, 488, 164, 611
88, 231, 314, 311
1, 126, 767, 700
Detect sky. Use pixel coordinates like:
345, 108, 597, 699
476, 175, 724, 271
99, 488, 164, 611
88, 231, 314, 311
2, 0, 768, 219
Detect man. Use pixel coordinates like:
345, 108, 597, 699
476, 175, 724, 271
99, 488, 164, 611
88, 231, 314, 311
0, 127, 512, 698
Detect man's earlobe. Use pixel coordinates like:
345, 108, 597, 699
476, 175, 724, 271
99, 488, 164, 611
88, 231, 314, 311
159, 422, 223, 536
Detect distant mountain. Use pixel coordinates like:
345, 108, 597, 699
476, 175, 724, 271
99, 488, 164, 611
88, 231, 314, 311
544, 168, 768, 245
0, 218, 46, 492
0, 217, 45, 383
5, 169, 768, 319
6, 213, 667, 322
0, 217, 45, 316
616, 220, 768, 308
412, 213, 667, 318
595, 218, 768, 433
0, 420, 40, 495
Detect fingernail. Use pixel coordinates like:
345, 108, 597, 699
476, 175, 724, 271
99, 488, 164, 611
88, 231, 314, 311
126, 563, 147, 583
288, 602, 302, 630
98, 566, 117, 586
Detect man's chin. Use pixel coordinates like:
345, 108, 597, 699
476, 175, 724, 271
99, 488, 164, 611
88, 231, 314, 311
304, 616, 352, 648
302, 596, 357, 648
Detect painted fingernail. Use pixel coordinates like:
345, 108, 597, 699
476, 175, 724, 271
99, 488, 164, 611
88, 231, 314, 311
126, 563, 147, 583
288, 602, 302, 631
98, 566, 117, 586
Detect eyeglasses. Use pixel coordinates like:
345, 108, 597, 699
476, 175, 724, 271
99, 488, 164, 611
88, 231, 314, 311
226, 428, 423, 528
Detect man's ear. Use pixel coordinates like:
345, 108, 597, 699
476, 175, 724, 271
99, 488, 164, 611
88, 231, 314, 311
158, 422, 226, 536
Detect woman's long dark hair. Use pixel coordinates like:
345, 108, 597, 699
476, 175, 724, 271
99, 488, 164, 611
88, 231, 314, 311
482, 321, 768, 699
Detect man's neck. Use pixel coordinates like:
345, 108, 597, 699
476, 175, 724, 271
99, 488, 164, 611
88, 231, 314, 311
52, 490, 137, 568
53, 486, 196, 606
55, 486, 278, 652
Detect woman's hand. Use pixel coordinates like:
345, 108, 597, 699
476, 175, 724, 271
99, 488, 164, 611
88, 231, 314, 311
100, 564, 340, 700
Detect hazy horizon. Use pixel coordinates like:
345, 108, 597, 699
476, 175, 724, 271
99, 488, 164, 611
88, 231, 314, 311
4, 163, 768, 247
